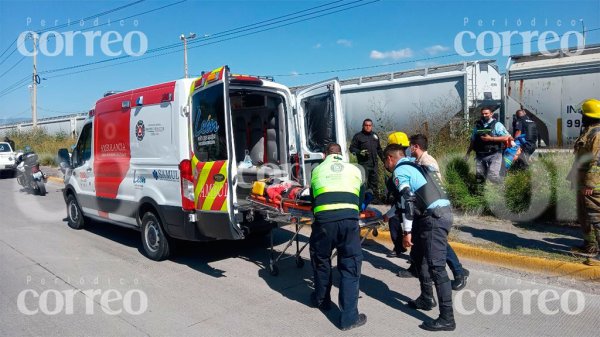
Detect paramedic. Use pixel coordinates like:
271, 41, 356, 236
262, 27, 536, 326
309, 143, 367, 331
384, 143, 456, 331
464, 107, 511, 183
568, 99, 600, 263
349, 119, 384, 196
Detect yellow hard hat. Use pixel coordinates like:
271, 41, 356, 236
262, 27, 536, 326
582, 99, 600, 119
388, 131, 409, 147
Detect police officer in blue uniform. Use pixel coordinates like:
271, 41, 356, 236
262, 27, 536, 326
383, 143, 456, 331
309, 143, 367, 331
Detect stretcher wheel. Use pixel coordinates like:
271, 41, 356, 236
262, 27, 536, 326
295, 256, 305, 268
269, 264, 279, 276
373, 228, 379, 237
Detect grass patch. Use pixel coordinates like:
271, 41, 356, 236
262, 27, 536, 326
5, 128, 76, 166
443, 152, 576, 222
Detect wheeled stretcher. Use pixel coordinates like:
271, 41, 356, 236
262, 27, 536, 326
246, 194, 383, 276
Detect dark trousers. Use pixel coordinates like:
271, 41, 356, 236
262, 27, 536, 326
363, 165, 378, 193
389, 215, 403, 253
412, 211, 454, 319
310, 218, 363, 328
391, 215, 463, 277
446, 244, 463, 276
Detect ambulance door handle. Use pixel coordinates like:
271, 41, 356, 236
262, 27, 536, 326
86, 168, 92, 173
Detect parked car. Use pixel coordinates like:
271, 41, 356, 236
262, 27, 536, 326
0, 142, 17, 177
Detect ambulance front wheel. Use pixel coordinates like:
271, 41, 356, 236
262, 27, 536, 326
66, 194, 87, 230
141, 212, 170, 261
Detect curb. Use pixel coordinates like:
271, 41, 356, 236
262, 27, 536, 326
361, 228, 600, 281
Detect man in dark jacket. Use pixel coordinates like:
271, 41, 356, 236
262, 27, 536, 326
465, 107, 511, 184
349, 119, 384, 194
3, 136, 15, 151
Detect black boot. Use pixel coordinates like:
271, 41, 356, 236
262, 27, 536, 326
451, 268, 470, 291
422, 305, 455, 331
408, 281, 436, 310
422, 274, 456, 331
421, 316, 456, 331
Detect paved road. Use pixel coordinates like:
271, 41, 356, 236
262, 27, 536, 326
1, 177, 599, 336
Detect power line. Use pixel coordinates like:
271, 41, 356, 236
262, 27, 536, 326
2, 1, 596, 100
0, 76, 30, 98
0, 0, 185, 80
49, 27, 600, 84
0, 56, 26, 80
38, 106, 87, 114
269, 27, 600, 77
145, 0, 355, 53
40, 0, 380, 76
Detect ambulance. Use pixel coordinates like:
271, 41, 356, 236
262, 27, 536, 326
58, 66, 347, 260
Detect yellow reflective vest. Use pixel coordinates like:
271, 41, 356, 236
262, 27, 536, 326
310, 154, 363, 221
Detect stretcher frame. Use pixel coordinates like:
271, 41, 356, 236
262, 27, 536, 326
246, 195, 383, 276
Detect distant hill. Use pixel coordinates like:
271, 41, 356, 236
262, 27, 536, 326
0, 118, 30, 125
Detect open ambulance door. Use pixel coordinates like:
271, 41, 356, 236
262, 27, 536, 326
294, 78, 347, 185
190, 66, 243, 240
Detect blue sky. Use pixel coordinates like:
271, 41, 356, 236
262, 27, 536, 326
0, 0, 598, 121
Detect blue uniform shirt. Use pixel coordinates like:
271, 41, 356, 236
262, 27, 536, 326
392, 157, 450, 209
470, 118, 509, 141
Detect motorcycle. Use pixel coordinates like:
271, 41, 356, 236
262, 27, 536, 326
16, 148, 47, 196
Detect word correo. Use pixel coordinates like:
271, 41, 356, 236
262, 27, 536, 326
454, 30, 584, 57
17, 30, 148, 57
17, 288, 148, 315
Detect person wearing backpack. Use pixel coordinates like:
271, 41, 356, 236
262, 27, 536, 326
465, 107, 511, 184
512, 109, 539, 166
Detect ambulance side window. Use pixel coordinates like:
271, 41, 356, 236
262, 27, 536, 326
302, 91, 336, 153
73, 124, 92, 167
192, 84, 228, 162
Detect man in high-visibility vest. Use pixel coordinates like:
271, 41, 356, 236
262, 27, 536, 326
309, 142, 366, 331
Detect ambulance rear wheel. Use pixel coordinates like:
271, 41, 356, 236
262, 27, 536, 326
141, 212, 170, 261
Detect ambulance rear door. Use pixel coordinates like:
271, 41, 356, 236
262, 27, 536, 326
190, 66, 243, 240
294, 79, 347, 184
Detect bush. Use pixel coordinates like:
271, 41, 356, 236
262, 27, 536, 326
5, 128, 75, 166
443, 152, 576, 222
443, 156, 485, 213
39, 153, 56, 166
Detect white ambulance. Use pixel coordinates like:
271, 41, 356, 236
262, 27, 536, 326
58, 66, 347, 260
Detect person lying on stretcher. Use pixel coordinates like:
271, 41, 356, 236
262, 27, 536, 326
251, 177, 311, 204
251, 177, 377, 216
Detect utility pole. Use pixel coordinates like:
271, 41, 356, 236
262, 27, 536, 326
581, 19, 586, 48
31, 33, 38, 128
180, 33, 196, 78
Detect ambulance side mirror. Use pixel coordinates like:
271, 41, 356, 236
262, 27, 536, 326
57, 148, 71, 174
